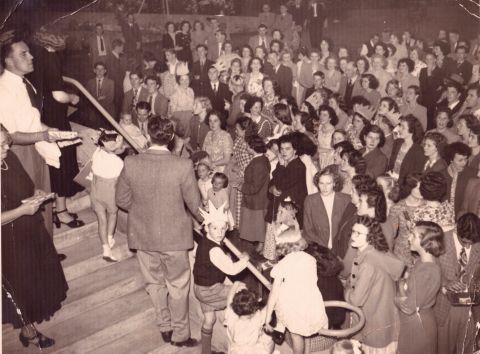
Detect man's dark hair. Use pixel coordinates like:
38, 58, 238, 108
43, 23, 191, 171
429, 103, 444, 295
148, 117, 175, 146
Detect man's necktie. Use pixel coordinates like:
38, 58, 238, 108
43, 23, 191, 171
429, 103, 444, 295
97, 79, 102, 98
213, 83, 217, 94
23, 78, 41, 111
100, 36, 105, 52
132, 89, 138, 108
459, 247, 468, 269
148, 95, 154, 113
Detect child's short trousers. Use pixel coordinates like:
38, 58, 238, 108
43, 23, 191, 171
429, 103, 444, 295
90, 175, 118, 214
194, 283, 231, 313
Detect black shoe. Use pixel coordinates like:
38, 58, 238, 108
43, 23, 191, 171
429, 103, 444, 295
161, 330, 173, 343
53, 210, 85, 229
19, 331, 55, 348
58, 254, 67, 262
272, 330, 285, 345
171, 337, 198, 347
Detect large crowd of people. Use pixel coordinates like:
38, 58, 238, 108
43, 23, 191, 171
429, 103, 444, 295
1, 0, 480, 353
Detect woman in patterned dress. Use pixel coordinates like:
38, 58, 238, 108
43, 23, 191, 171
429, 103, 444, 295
202, 111, 233, 173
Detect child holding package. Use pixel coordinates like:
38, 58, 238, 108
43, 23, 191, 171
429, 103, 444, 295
193, 201, 250, 354
265, 225, 329, 354
207, 172, 235, 229
224, 282, 275, 354
90, 130, 124, 262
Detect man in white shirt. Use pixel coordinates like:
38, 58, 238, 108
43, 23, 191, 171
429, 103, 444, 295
0, 36, 63, 237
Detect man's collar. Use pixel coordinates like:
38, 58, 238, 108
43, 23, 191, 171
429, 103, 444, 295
2, 69, 24, 82
148, 145, 170, 152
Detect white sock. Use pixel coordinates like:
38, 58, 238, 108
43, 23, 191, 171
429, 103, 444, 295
107, 235, 115, 248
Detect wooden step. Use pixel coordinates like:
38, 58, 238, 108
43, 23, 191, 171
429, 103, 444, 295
62, 233, 133, 282
1, 290, 151, 353
86, 318, 162, 354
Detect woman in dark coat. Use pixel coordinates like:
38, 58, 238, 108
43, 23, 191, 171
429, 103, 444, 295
388, 114, 427, 187
1, 126, 68, 348
36, 44, 84, 228
265, 133, 307, 228
239, 135, 271, 246
359, 124, 389, 178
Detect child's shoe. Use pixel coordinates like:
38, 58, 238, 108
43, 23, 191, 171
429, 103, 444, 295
102, 245, 118, 262
107, 235, 115, 249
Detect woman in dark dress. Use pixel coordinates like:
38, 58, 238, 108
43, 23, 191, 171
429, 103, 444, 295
37, 46, 84, 228
265, 133, 307, 228
175, 21, 193, 66
1, 126, 68, 348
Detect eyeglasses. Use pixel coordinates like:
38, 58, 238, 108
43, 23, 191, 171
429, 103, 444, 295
351, 230, 368, 237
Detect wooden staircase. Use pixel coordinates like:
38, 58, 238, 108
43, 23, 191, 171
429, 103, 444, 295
2, 198, 294, 354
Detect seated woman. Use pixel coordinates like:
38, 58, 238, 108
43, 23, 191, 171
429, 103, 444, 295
345, 216, 405, 353
396, 221, 444, 354
305, 243, 346, 330
359, 124, 388, 178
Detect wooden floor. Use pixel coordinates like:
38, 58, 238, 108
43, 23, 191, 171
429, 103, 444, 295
2, 206, 296, 354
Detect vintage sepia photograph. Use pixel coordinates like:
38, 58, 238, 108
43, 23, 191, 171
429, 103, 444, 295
0, 0, 479, 353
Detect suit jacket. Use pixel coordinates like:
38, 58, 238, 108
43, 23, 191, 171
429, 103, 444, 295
435, 230, 480, 325
87, 34, 112, 64
296, 60, 314, 89
265, 64, 293, 97
446, 166, 478, 217
380, 134, 394, 161
207, 39, 223, 62
388, 140, 427, 187
338, 75, 363, 106
399, 103, 428, 132
203, 81, 232, 122
116, 149, 201, 252
241, 155, 271, 210
444, 60, 473, 86
459, 177, 480, 217
303, 192, 351, 248
332, 202, 357, 258
106, 53, 127, 111
121, 86, 148, 117
306, 3, 326, 27
85, 77, 115, 123
120, 21, 141, 53
191, 59, 215, 95
273, 13, 293, 40
419, 66, 444, 110
248, 35, 272, 51
148, 92, 169, 117
361, 148, 388, 178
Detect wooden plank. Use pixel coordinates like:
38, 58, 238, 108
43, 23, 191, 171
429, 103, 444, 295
86, 318, 162, 354
63, 238, 133, 282
54, 222, 98, 251
53, 308, 155, 354
6, 290, 150, 352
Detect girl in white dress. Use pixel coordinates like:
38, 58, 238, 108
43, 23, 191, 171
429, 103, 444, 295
265, 225, 328, 354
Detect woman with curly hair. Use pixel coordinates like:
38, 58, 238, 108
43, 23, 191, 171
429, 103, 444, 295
412, 171, 455, 233
339, 149, 367, 195
359, 124, 388, 178
388, 114, 427, 186
346, 215, 405, 354
422, 131, 448, 174
396, 221, 444, 354
387, 172, 424, 268
317, 105, 338, 169
244, 96, 272, 140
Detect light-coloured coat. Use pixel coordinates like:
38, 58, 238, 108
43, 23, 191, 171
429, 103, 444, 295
116, 149, 201, 252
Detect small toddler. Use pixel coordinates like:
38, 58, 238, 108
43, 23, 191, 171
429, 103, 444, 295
197, 162, 214, 207
119, 112, 149, 151
207, 172, 235, 230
